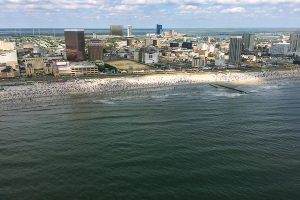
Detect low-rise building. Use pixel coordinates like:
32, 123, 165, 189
57, 62, 98, 76
139, 47, 159, 64
0, 50, 18, 68
269, 43, 290, 56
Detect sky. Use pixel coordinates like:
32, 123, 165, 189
0, 0, 300, 28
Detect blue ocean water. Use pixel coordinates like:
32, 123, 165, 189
0, 28, 298, 37
0, 80, 300, 199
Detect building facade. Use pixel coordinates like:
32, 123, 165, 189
127, 25, 132, 37
156, 24, 162, 35
88, 43, 103, 61
0, 50, 18, 67
290, 32, 300, 53
242, 33, 255, 51
269, 43, 290, 56
64, 29, 86, 62
229, 36, 243, 65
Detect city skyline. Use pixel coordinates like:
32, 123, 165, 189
1, 0, 300, 28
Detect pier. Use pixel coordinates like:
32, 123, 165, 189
209, 83, 249, 94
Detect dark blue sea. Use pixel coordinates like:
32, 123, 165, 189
1, 79, 300, 199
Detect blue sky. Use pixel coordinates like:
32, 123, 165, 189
0, 0, 300, 28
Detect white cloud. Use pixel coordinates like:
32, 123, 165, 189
221, 7, 245, 13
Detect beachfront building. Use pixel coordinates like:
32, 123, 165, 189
23, 57, 48, 70
229, 36, 242, 65
57, 62, 98, 76
64, 29, 86, 62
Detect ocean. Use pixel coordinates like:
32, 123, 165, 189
0, 28, 299, 37
1, 80, 300, 199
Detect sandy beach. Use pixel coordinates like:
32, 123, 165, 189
1, 70, 300, 101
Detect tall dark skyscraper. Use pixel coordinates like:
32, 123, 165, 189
88, 43, 103, 61
229, 36, 242, 65
64, 29, 86, 61
156, 24, 162, 35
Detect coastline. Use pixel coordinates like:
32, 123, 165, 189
1, 70, 300, 102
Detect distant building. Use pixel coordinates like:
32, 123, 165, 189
156, 24, 163, 35
170, 42, 179, 48
22, 43, 34, 49
182, 42, 193, 49
127, 25, 133, 37
145, 38, 160, 47
153, 39, 160, 47
145, 38, 153, 46
242, 33, 255, 51
269, 43, 290, 56
64, 29, 86, 62
110, 25, 123, 36
229, 36, 242, 65
289, 32, 300, 53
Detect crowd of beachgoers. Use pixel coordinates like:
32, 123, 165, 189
1, 70, 300, 101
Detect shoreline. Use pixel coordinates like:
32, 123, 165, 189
1, 70, 300, 102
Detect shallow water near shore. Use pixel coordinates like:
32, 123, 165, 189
1, 79, 300, 199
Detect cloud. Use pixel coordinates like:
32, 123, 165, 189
221, 7, 245, 13
0, 0, 300, 28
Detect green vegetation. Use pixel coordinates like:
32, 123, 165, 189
96, 63, 118, 73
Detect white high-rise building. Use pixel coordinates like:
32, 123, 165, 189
229, 36, 242, 65
127, 25, 132, 37
270, 43, 290, 56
